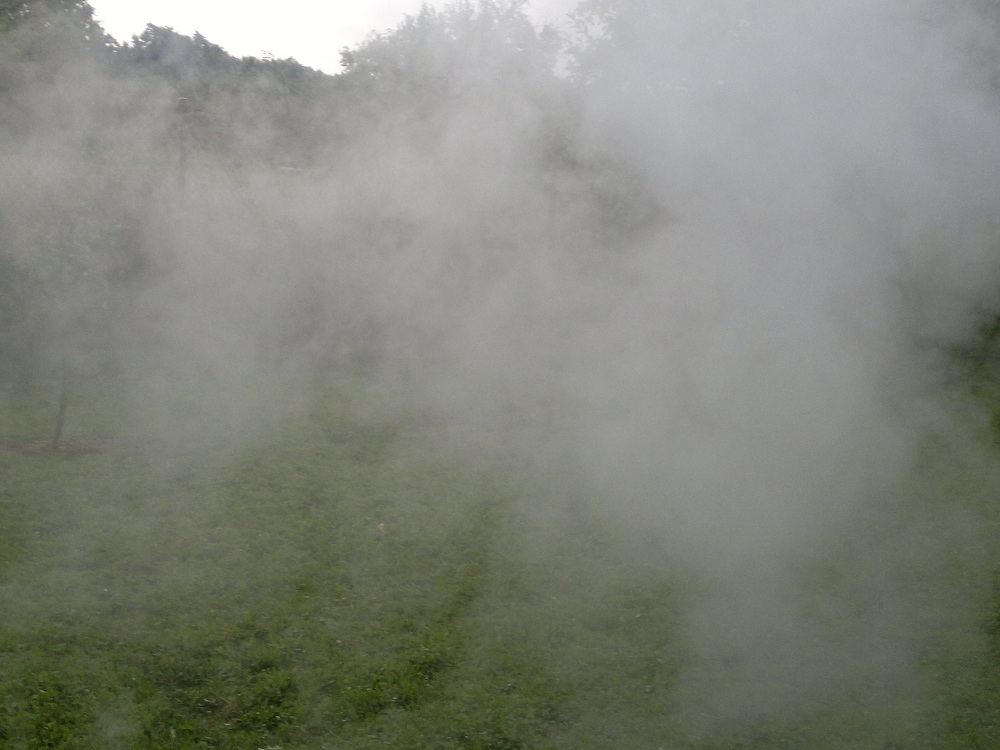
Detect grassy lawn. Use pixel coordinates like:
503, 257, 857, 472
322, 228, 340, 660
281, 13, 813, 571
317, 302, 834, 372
2, 365, 1000, 749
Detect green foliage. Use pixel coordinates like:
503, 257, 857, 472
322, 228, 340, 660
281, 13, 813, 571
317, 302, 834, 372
0, 0, 104, 40
337, 0, 560, 132
341, 1, 558, 86
0, 0, 111, 85
125, 26, 234, 80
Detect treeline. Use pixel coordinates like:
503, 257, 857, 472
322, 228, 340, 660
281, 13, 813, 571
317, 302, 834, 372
0, 0, 658, 390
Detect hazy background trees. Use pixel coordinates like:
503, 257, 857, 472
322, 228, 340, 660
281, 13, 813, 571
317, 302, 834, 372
2, 0, 999, 422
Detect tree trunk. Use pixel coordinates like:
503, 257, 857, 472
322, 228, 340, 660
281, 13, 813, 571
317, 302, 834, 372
51, 378, 68, 450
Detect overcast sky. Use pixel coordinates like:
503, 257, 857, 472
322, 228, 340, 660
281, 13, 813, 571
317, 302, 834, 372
88, 0, 576, 74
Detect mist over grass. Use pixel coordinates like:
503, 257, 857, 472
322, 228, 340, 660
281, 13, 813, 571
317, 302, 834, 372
3, 0, 1000, 745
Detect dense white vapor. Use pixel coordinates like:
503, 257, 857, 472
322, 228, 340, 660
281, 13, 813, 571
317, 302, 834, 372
535, 0, 1000, 727
290, 1, 999, 729
553, 0, 1000, 548
4, 0, 1000, 739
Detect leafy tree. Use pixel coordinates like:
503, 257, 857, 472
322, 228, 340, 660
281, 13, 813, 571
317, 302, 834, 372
566, 0, 753, 91
0, 146, 150, 445
337, 0, 560, 131
0, 0, 110, 56
1, 0, 102, 34
125, 25, 236, 80
0, 0, 160, 444
116, 24, 334, 169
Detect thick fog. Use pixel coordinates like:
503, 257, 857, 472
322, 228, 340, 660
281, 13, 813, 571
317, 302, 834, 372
3, 0, 1000, 738
578, 4, 999, 575
553, 0, 1000, 728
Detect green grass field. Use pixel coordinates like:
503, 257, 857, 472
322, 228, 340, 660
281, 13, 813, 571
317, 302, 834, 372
3, 362, 1000, 749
